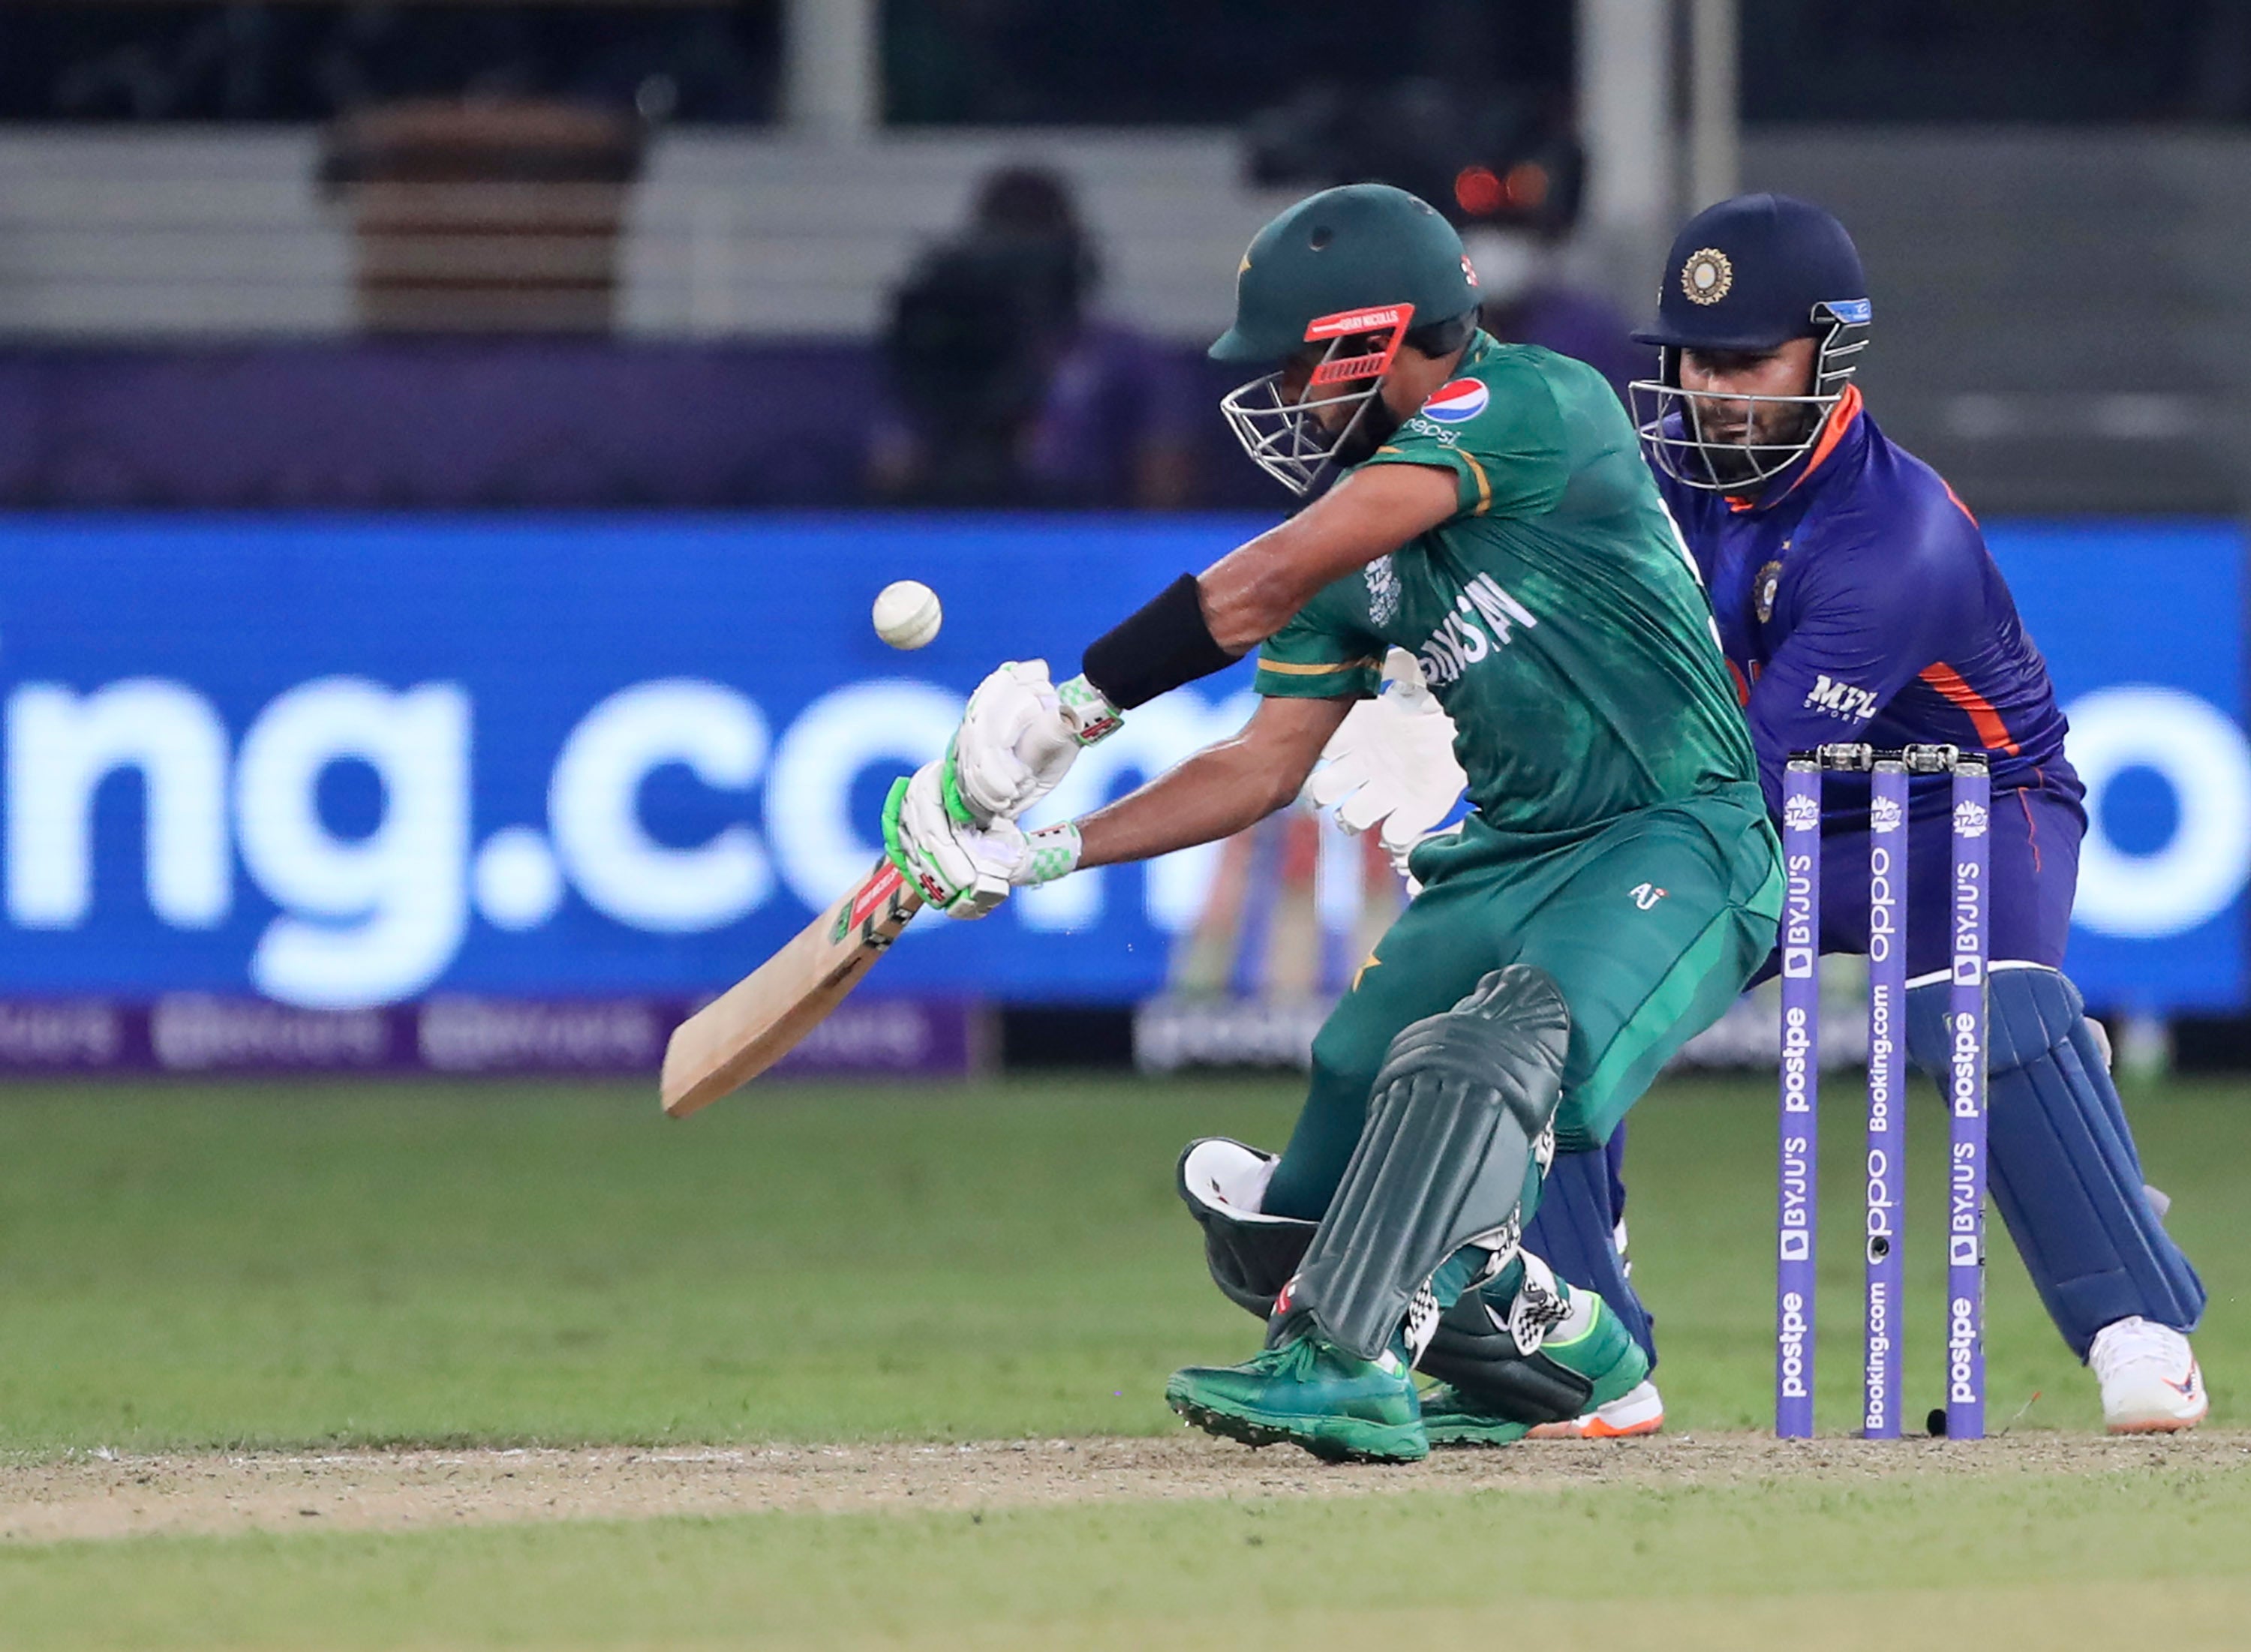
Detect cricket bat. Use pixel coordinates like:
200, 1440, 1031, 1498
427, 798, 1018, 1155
660, 858, 924, 1118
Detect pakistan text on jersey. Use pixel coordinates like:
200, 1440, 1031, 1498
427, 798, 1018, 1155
1804, 674, 1879, 723
1417, 574, 1539, 687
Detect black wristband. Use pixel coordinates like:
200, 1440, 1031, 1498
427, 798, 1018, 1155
1081, 573, 1242, 710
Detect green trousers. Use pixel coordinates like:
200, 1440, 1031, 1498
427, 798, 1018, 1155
1263, 788, 1783, 1222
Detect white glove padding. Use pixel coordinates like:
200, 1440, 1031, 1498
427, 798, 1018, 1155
1303, 647, 1468, 869
949, 660, 1077, 824
884, 765, 1088, 919
882, 761, 1022, 919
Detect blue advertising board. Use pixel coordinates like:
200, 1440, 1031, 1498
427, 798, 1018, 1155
1988, 521, 2247, 1009
0, 513, 2240, 1011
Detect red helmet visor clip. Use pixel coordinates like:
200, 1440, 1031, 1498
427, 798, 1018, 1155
1302, 305, 1415, 389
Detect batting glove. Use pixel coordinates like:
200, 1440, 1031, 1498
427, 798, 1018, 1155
945, 661, 1120, 827
884, 762, 1018, 919
884, 765, 1087, 919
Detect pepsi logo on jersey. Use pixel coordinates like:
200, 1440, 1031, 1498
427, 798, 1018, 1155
1419, 379, 1491, 423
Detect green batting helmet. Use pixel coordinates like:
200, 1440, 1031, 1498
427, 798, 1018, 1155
1210, 183, 1480, 363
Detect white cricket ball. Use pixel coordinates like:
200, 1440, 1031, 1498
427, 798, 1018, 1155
872, 580, 943, 650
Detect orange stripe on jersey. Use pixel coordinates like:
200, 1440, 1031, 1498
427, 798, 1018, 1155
1727, 658, 1751, 706
1779, 383, 1863, 500
1940, 477, 1979, 525
1919, 662, 2020, 755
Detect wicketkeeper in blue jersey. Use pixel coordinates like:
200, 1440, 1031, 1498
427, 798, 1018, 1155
1318, 194, 2207, 1434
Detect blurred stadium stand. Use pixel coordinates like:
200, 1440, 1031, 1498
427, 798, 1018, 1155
0, 128, 1285, 341
2, 2, 2244, 514
1, 126, 2244, 514
1751, 131, 2251, 517
322, 100, 644, 333
0, 3, 782, 125
0, 128, 1292, 507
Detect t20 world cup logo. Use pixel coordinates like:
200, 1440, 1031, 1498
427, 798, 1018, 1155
1364, 555, 1401, 625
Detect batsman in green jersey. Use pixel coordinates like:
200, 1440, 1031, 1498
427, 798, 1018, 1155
882, 183, 1781, 1462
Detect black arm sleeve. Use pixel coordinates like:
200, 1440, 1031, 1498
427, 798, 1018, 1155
1080, 573, 1244, 710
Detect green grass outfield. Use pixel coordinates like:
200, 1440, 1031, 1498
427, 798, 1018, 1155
0, 1072, 2245, 1647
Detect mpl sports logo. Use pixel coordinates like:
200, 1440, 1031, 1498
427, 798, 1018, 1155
1803, 674, 1878, 723
1420, 379, 1491, 423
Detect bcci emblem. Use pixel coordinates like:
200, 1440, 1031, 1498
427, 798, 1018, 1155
1682, 247, 1734, 306
1755, 559, 1783, 623
1953, 800, 1989, 840
1365, 554, 1401, 625
1871, 795, 1904, 834
1783, 794, 1820, 833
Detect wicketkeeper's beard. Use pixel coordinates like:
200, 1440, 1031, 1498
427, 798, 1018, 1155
1692, 398, 1823, 491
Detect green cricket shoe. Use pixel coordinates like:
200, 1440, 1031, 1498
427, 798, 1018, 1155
1166, 1332, 1428, 1463
1419, 1384, 1537, 1446
1422, 1287, 1652, 1448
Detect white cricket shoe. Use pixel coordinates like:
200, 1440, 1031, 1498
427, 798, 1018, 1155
2090, 1316, 2207, 1434
1525, 1379, 1664, 1440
